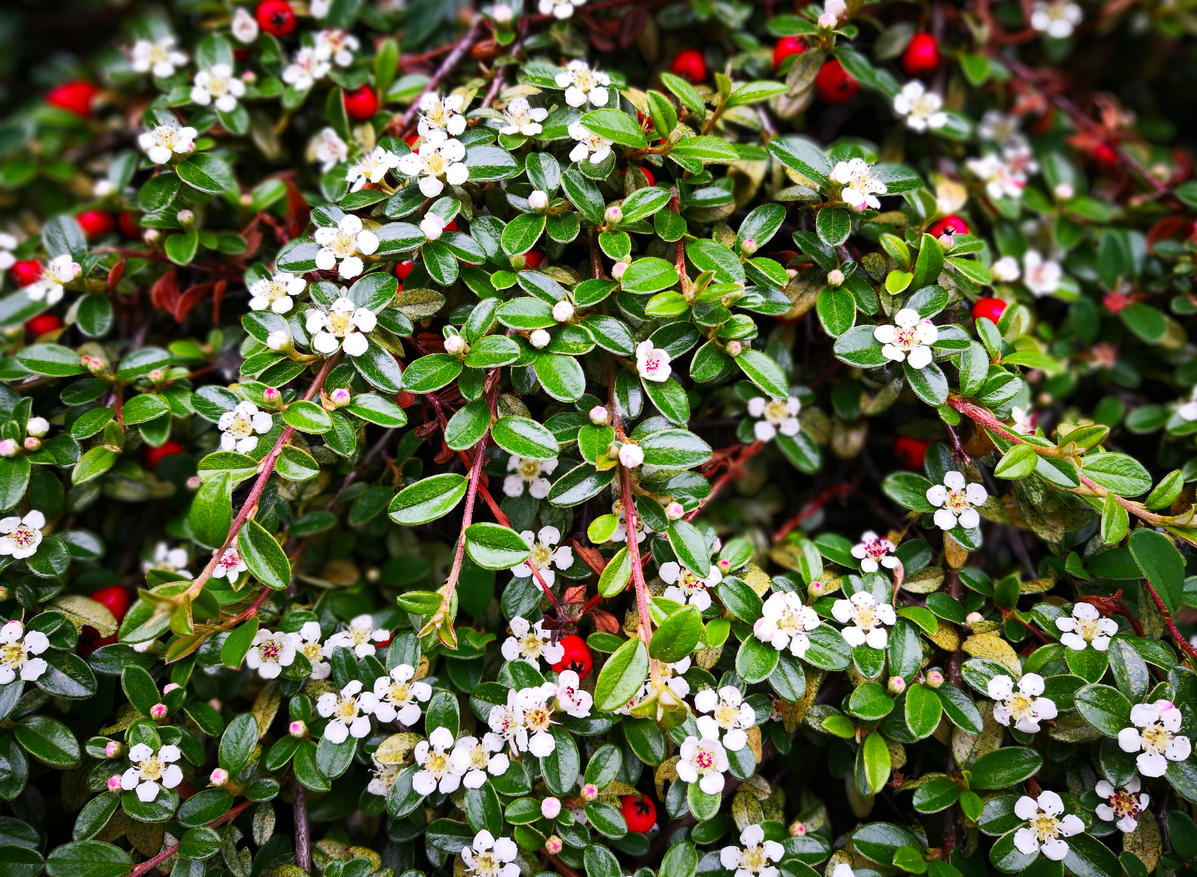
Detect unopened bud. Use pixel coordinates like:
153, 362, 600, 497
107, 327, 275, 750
965, 611, 984, 625
612, 261, 628, 280
725, 340, 743, 357
186, 476, 202, 490
163, 683, 181, 694
541, 797, 562, 818
491, 3, 514, 23
177, 209, 194, 227
107, 775, 123, 793
25, 417, 49, 437
93, 179, 115, 197
266, 330, 291, 352
104, 741, 124, 758
827, 269, 845, 287
0, 440, 19, 458
789, 821, 807, 837
529, 329, 551, 349
545, 836, 563, 855
937, 233, 955, 249
22, 437, 40, 452
552, 300, 574, 323
604, 205, 623, 225
81, 354, 107, 374
444, 335, 468, 355
580, 783, 598, 802
741, 237, 757, 255
263, 387, 282, 405
289, 720, 307, 737
240, 193, 254, 206
1054, 182, 1075, 200
329, 387, 352, 408
143, 228, 160, 244
148, 368, 165, 383
241, 70, 257, 84
149, 703, 168, 720
665, 501, 684, 520
589, 406, 609, 426
208, 699, 223, 711
888, 676, 907, 695
618, 443, 644, 468
528, 190, 549, 210
210, 768, 229, 786
818, 11, 838, 27
926, 669, 945, 688
420, 214, 446, 241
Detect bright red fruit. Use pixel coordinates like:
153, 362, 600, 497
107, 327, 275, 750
144, 440, 184, 472
522, 250, 545, 270
928, 215, 969, 237
815, 60, 859, 104
395, 261, 415, 281
774, 37, 807, 69
550, 634, 593, 679
1092, 142, 1119, 165
972, 297, 1007, 324
91, 586, 133, 622
25, 314, 62, 336
256, 0, 297, 37
118, 212, 141, 238
46, 81, 99, 117
78, 210, 115, 238
901, 33, 941, 76
620, 794, 657, 833
11, 261, 42, 287
670, 49, 707, 84
344, 86, 379, 120
636, 166, 655, 187
444, 219, 459, 233
893, 436, 933, 469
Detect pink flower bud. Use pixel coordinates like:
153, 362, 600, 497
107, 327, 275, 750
107, 775, 123, 793
22, 437, 40, 452
163, 683, 181, 694
665, 501, 684, 520
186, 476, 202, 490
491, 3, 514, 22
725, 340, 743, 357
611, 261, 628, 280
965, 611, 984, 625
144, 229, 160, 244
210, 768, 229, 786
888, 676, 907, 695
718, 558, 731, 570
263, 387, 282, 404
552, 300, 575, 323
330, 387, 352, 408
104, 741, 124, 758
937, 233, 955, 249
208, 699, 223, 711
818, 11, 838, 27
604, 205, 623, 224
790, 821, 807, 837
926, 669, 945, 688
149, 703, 168, 720
177, 209, 195, 227
541, 797, 562, 819
618, 443, 644, 468
580, 784, 598, 802
545, 836, 564, 855
444, 335, 468, 355
289, 720, 307, 737
528, 190, 549, 210
1054, 182, 1075, 200
0, 440, 19, 458
589, 406, 609, 426
148, 369, 165, 383
827, 269, 845, 287
81, 354, 106, 374
266, 331, 291, 352
529, 329, 551, 349
741, 237, 758, 255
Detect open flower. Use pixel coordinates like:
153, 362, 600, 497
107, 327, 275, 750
191, 64, 244, 112
313, 215, 379, 279
27, 255, 80, 306
121, 743, 183, 803
1013, 791, 1084, 860
567, 121, 612, 164
0, 511, 45, 560
218, 401, 273, 454
636, 339, 671, 382
499, 97, 548, 136
399, 138, 469, 198
851, 531, 898, 573
696, 686, 756, 752
418, 93, 467, 141
833, 591, 896, 649
661, 561, 720, 611
1030, 0, 1082, 37
316, 680, 376, 744
1011, 407, 1036, 435
368, 756, 401, 797
555, 670, 593, 718
211, 548, 247, 580
989, 673, 1057, 732
1095, 776, 1149, 833
131, 36, 187, 78
992, 255, 1021, 282
747, 396, 800, 442
1023, 251, 1062, 297
516, 684, 558, 756
555, 61, 610, 108
720, 824, 784, 877
414, 727, 465, 795
487, 690, 526, 751
345, 147, 400, 192
540, 0, 586, 18
231, 8, 259, 43
611, 499, 649, 544
0, 233, 15, 271
754, 591, 820, 657
676, 734, 729, 794
1055, 603, 1117, 651
314, 29, 359, 66
926, 471, 988, 531
306, 296, 377, 356
296, 621, 331, 680
144, 542, 191, 577
1118, 700, 1191, 777
1178, 388, 1197, 422
461, 830, 519, 877
313, 127, 348, 171
0, 620, 49, 683
967, 154, 1026, 200
370, 663, 433, 724
326, 613, 387, 658
510, 526, 573, 587
830, 158, 887, 211
245, 629, 299, 679
874, 308, 938, 369
283, 48, 330, 91
503, 455, 557, 499
452, 734, 510, 788
140, 119, 196, 164
894, 81, 947, 132
501, 617, 565, 667
248, 271, 306, 314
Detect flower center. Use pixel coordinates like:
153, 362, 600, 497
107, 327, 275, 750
219, 551, 242, 570
148, 45, 169, 64
327, 308, 354, 336
764, 399, 789, 424
260, 640, 282, 661
1, 644, 25, 666
530, 543, 553, 567
336, 696, 358, 719
714, 702, 740, 728
854, 606, 878, 630
778, 608, 806, 634
471, 747, 489, 770
326, 232, 358, 259
644, 355, 661, 372
206, 74, 230, 97
389, 681, 410, 704
693, 747, 716, 771
1008, 693, 1034, 719
8, 525, 36, 548
518, 459, 542, 478
470, 851, 500, 877
226, 414, 255, 440
1142, 722, 1174, 753
945, 489, 971, 513
424, 150, 450, 176
911, 95, 937, 116
572, 70, 595, 91
894, 326, 921, 351
863, 539, 890, 561
1109, 790, 1141, 819
525, 707, 552, 732
301, 642, 323, 663
741, 846, 767, 873
1030, 813, 1061, 842
424, 751, 450, 777
140, 757, 163, 781
1075, 617, 1100, 641
519, 633, 544, 655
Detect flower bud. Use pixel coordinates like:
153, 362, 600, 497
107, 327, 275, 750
232, 7, 260, 43
789, 821, 807, 837
210, 768, 229, 786
148, 368, 166, 383
266, 330, 291, 352
186, 476, 202, 490
725, 340, 743, 357
22, 437, 40, 452
665, 501, 685, 520
528, 190, 549, 210
330, 387, 352, 408
0, 440, 19, 458
163, 683, 181, 694
580, 783, 598, 802
545, 836, 563, 855
541, 797, 562, 819
1054, 182, 1075, 200
420, 214, 446, 241
241, 70, 257, 85
81, 354, 107, 375
104, 741, 124, 758
240, 193, 254, 207
94, 179, 115, 197
143, 228, 160, 244
529, 328, 551, 349
25, 417, 49, 437
444, 334, 469, 355
827, 268, 845, 287
618, 443, 644, 468
149, 703, 168, 720
612, 261, 628, 280
289, 720, 307, 737
818, 11, 838, 27
965, 611, 984, 625
937, 233, 955, 249
925, 669, 945, 688
107, 775, 123, 793
604, 205, 623, 225
208, 699, 223, 711
552, 300, 575, 323
491, 3, 514, 23
718, 558, 731, 570
177, 209, 195, 227
263, 387, 282, 405
888, 676, 907, 695
741, 237, 758, 255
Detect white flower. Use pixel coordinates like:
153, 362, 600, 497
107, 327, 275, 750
451, 734, 511, 788
0, 621, 49, 683
218, 401, 273, 454
618, 443, 644, 468
211, 548, 247, 580
555, 670, 593, 718
832, 591, 896, 649
245, 629, 299, 679
316, 680, 376, 744
509, 526, 574, 588
296, 621, 331, 680
417, 93, 467, 141
368, 756, 401, 797
528, 190, 550, 212
499, 98, 548, 136
636, 339, 671, 382
144, 542, 192, 578
540, 0, 586, 18
1095, 776, 1149, 833
0, 511, 45, 560
413, 727, 465, 795
461, 830, 520, 877
1179, 387, 1197, 422
567, 121, 612, 165
501, 617, 565, 666
0, 233, 16, 271
326, 613, 387, 658
25, 418, 48, 438
696, 686, 755, 752
1118, 699, 1192, 777
488, 690, 526, 752
191, 64, 245, 113
313, 127, 348, 172
306, 296, 378, 357
267, 330, 291, 351
310, 0, 330, 17
421, 214, 446, 241
314, 29, 359, 67
893, 81, 947, 132
988, 673, 1057, 733
131, 36, 187, 78
345, 147, 400, 192
676, 734, 729, 794
398, 138, 469, 198
1023, 251, 1062, 297
829, 158, 887, 212
248, 271, 306, 314
1031, 0, 1083, 37
926, 471, 988, 531
283, 47, 330, 92
1003, 140, 1039, 177
851, 531, 898, 573
555, 61, 610, 108
754, 591, 820, 657
370, 663, 433, 724
661, 561, 720, 612
991, 255, 1021, 282
27, 255, 80, 306
611, 499, 649, 544
231, 8, 259, 43
657, 657, 692, 702
1011, 407, 1036, 435
313, 215, 379, 279
139, 119, 197, 164
978, 111, 1020, 144
515, 684, 559, 756
747, 396, 800, 442
1013, 791, 1084, 860
720, 824, 784, 877
503, 455, 558, 499
874, 308, 938, 369
1055, 603, 1117, 651
967, 153, 1025, 200
120, 743, 183, 803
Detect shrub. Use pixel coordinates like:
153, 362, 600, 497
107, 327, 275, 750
0, 2, 1196, 877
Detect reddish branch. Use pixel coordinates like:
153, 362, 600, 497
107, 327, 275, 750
129, 799, 254, 876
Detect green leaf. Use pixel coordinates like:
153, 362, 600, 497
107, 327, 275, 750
638, 429, 711, 469
1128, 528, 1184, 613
903, 360, 948, 407
237, 518, 291, 590
994, 444, 1038, 479
189, 472, 231, 550
533, 354, 585, 402
595, 638, 648, 712
660, 72, 706, 116
1082, 453, 1152, 497
860, 730, 891, 795
621, 257, 678, 294
816, 208, 851, 247
581, 109, 648, 148
402, 354, 463, 393
909, 234, 944, 290
491, 417, 557, 461
833, 325, 886, 368
768, 137, 830, 187
218, 713, 259, 777
816, 287, 856, 338
667, 520, 711, 577
176, 153, 235, 194
46, 843, 129, 877
283, 400, 332, 434
727, 80, 787, 107
1074, 683, 1132, 737
904, 683, 943, 740
967, 747, 1041, 789
501, 213, 546, 256
735, 349, 788, 397
464, 523, 530, 570
650, 605, 702, 662
735, 636, 779, 684
15, 716, 79, 768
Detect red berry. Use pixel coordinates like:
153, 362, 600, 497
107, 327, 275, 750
972, 297, 1007, 324
636, 166, 656, 187
773, 36, 807, 70
25, 314, 62, 336
118, 212, 141, 238
893, 436, 933, 470
928, 215, 969, 237
46, 81, 99, 117
1092, 142, 1118, 165
901, 33, 941, 77
815, 60, 859, 104
344, 86, 379, 121
620, 794, 657, 833
522, 250, 545, 270
395, 261, 415, 281
405, 133, 421, 148
144, 440, 184, 472
256, 0, 297, 37
670, 49, 707, 84
11, 261, 42, 287
77, 210, 115, 239
550, 634, 593, 679
444, 219, 459, 233
91, 586, 133, 622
